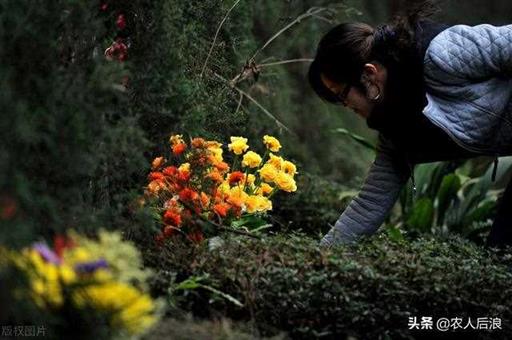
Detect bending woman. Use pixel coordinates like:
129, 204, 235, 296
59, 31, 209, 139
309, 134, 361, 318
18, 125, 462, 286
308, 8, 512, 248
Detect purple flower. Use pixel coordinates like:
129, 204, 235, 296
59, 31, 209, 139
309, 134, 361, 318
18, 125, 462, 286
74, 259, 109, 273
33, 242, 61, 265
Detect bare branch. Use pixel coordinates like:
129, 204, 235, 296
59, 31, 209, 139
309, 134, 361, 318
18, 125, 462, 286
213, 72, 291, 133
200, 0, 243, 77
249, 7, 329, 62
235, 92, 243, 115
259, 58, 313, 68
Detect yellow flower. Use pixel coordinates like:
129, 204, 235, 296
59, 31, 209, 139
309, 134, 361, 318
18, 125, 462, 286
266, 153, 284, 170
263, 135, 281, 152
244, 195, 260, 213
258, 164, 278, 183
283, 160, 297, 176
228, 136, 249, 155
256, 182, 273, 196
206, 141, 224, 163
169, 134, 184, 146
257, 195, 273, 211
25, 250, 64, 307
64, 247, 94, 265
218, 181, 231, 196
227, 186, 248, 208
209, 147, 223, 164
73, 281, 156, 335
246, 174, 256, 186
206, 141, 222, 149
274, 172, 297, 192
178, 162, 190, 172
245, 195, 272, 213
242, 151, 262, 168
59, 265, 77, 284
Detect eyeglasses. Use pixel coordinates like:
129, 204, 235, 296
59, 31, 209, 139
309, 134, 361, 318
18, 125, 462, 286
335, 84, 351, 106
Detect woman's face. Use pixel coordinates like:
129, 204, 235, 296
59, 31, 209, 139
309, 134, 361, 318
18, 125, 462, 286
320, 63, 387, 119
320, 74, 374, 118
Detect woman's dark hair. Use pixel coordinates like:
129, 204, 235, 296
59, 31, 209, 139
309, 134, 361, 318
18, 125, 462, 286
308, 1, 439, 103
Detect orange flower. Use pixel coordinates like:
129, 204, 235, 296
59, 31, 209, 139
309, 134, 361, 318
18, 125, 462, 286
207, 170, 223, 183
214, 161, 229, 172
163, 166, 178, 177
172, 143, 187, 156
200, 192, 210, 207
148, 172, 165, 181
191, 138, 206, 148
152, 156, 165, 170
163, 210, 182, 226
213, 202, 230, 218
226, 195, 244, 208
147, 180, 165, 194
228, 171, 245, 185
179, 188, 199, 202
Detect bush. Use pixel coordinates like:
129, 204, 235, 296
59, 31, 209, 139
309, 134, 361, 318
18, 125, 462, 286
142, 316, 286, 340
142, 232, 512, 339
0, 0, 149, 247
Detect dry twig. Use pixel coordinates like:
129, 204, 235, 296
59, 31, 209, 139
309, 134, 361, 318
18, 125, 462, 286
200, 0, 243, 77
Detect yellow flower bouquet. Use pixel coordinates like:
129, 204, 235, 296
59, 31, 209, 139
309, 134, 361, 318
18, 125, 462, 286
0, 230, 160, 338
144, 134, 298, 245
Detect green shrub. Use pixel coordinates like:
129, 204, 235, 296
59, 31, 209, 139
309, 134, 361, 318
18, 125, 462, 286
142, 316, 285, 340
142, 232, 512, 339
0, 0, 150, 247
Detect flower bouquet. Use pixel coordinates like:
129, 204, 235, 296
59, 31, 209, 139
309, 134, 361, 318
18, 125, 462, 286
144, 134, 298, 245
0, 230, 159, 338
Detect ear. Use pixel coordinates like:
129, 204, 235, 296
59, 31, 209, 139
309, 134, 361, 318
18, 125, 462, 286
361, 63, 379, 82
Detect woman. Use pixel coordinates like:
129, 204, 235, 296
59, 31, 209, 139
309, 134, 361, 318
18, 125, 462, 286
308, 7, 512, 249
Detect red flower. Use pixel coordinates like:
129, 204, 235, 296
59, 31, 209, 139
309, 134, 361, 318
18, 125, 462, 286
0, 195, 17, 220
179, 188, 199, 202
178, 170, 190, 183
162, 166, 178, 177
100, 2, 108, 11
228, 171, 245, 185
104, 39, 128, 62
172, 143, 187, 156
188, 230, 204, 244
53, 235, 76, 259
116, 14, 126, 30
148, 172, 165, 181
163, 210, 182, 226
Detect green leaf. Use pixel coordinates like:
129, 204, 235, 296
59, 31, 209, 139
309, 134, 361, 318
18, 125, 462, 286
174, 275, 207, 290
198, 284, 244, 307
463, 200, 497, 225
436, 173, 461, 226
386, 225, 404, 243
406, 198, 434, 232
231, 214, 268, 231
